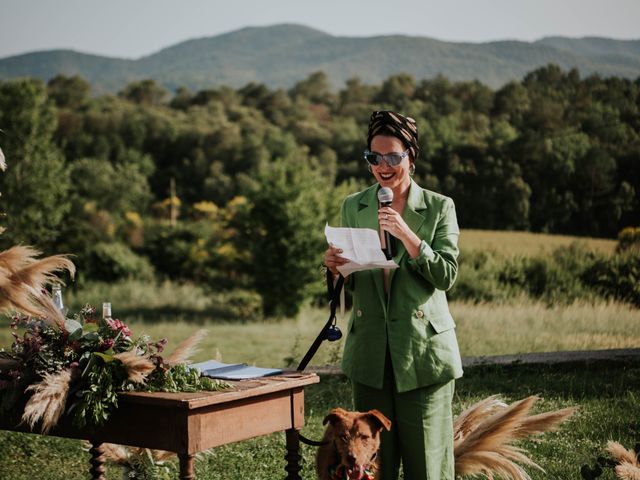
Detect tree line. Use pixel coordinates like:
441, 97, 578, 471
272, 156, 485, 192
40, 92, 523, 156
0, 65, 638, 315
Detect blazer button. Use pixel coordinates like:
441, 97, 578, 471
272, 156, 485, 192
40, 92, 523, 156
356, 309, 363, 317
415, 310, 424, 318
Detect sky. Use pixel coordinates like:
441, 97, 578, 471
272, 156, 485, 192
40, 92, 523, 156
1, 0, 639, 59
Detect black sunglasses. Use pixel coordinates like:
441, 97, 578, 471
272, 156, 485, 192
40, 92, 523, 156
363, 149, 410, 167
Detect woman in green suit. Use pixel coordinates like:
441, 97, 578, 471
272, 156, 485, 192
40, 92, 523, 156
324, 111, 462, 479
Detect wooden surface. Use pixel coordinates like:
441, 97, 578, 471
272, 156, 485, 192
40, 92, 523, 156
0, 372, 319, 478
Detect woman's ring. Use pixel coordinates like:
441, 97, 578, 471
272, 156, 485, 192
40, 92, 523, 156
384, 214, 388, 219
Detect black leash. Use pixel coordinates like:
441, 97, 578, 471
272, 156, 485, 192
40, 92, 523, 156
297, 269, 345, 447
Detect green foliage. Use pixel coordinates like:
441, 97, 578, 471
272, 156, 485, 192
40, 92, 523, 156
0, 78, 71, 249
617, 226, 640, 252
87, 242, 155, 282
450, 243, 639, 307
118, 79, 167, 105
73, 355, 124, 428
582, 250, 640, 307
47, 75, 90, 109
1, 65, 640, 296
144, 363, 227, 393
235, 155, 331, 316
207, 289, 263, 322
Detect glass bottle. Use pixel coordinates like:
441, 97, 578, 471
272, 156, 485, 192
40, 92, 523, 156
102, 302, 112, 320
52, 284, 66, 315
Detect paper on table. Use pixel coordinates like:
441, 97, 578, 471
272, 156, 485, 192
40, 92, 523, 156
325, 224, 398, 277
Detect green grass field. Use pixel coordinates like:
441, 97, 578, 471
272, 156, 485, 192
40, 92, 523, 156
459, 229, 617, 256
1, 363, 637, 479
2, 299, 638, 369
0, 229, 635, 479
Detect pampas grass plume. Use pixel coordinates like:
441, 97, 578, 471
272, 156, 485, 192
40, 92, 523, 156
166, 329, 207, 365
114, 351, 156, 383
22, 369, 72, 434
454, 396, 575, 480
0, 245, 75, 326
608, 441, 640, 466
607, 441, 640, 480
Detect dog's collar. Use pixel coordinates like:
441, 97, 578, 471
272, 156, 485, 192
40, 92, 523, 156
329, 464, 375, 480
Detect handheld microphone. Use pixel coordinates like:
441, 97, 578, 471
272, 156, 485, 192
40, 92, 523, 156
377, 187, 395, 260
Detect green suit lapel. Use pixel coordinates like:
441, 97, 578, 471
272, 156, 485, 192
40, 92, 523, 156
356, 185, 386, 310
389, 179, 428, 286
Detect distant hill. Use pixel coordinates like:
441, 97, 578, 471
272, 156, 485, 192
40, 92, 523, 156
1, 24, 639, 93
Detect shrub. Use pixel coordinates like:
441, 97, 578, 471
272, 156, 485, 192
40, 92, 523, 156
617, 226, 640, 253
208, 289, 263, 322
449, 250, 511, 302
86, 242, 155, 282
498, 253, 592, 304
582, 249, 640, 307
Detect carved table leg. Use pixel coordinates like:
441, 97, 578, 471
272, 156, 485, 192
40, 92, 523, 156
285, 428, 302, 480
179, 453, 196, 480
89, 441, 106, 480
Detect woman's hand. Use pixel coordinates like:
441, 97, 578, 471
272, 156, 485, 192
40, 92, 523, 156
378, 207, 422, 258
324, 244, 349, 275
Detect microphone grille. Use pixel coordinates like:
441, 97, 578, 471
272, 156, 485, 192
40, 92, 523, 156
377, 187, 393, 204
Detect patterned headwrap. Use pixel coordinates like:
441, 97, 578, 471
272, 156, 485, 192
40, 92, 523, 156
367, 110, 419, 161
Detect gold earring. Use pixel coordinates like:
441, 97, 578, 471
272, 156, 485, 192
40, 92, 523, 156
367, 164, 372, 173
409, 164, 415, 176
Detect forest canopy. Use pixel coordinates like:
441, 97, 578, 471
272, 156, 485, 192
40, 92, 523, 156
0, 65, 638, 314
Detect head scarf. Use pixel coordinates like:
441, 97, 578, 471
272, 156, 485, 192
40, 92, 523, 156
367, 110, 419, 161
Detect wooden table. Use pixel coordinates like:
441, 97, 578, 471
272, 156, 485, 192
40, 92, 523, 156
0, 372, 319, 479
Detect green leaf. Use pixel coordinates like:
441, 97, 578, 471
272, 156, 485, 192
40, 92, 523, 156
81, 331, 100, 342
82, 323, 99, 333
93, 352, 115, 363
65, 319, 83, 335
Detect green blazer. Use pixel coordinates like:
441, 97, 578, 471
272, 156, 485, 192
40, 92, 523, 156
340, 179, 463, 393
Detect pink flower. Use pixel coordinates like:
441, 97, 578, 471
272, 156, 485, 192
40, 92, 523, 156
105, 318, 132, 338
99, 338, 114, 351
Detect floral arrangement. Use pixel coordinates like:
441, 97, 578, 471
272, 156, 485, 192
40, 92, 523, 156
0, 246, 228, 436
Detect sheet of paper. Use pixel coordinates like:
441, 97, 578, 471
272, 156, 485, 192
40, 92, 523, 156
325, 224, 398, 276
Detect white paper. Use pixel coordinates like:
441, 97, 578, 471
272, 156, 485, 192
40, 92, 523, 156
325, 224, 398, 276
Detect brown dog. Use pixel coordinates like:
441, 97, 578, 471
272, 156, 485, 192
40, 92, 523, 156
316, 396, 575, 480
316, 408, 392, 480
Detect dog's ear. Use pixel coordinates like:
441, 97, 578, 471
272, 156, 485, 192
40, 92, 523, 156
323, 408, 349, 425
366, 409, 392, 432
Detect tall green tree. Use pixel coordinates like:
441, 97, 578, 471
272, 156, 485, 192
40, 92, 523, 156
235, 153, 330, 316
0, 79, 71, 249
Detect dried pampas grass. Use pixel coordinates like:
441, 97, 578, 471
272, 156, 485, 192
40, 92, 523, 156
616, 463, 640, 480
607, 441, 640, 480
609, 440, 640, 466
166, 329, 207, 365
88, 441, 176, 475
21, 369, 72, 434
0, 145, 5, 171
114, 351, 156, 383
0, 245, 74, 326
454, 396, 575, 480
454, 394, 507, 446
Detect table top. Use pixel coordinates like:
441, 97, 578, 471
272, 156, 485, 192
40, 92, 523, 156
120, 371, 319, 410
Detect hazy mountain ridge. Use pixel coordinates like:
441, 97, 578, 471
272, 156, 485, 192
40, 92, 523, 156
1, 24, 638, 92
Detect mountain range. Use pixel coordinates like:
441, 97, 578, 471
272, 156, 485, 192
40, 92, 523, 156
1, 24, 639, 93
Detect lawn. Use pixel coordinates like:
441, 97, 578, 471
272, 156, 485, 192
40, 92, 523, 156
459, 229, 617, 256
0, 362, 637, 479
0, 228, 634, 479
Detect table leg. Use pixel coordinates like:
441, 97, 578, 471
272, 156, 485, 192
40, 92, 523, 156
179, 453, 196, 480
285, 428, 302, 480
89, 441, 106, 480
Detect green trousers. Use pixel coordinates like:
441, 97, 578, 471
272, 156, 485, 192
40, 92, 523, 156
351, 350, 455, 480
